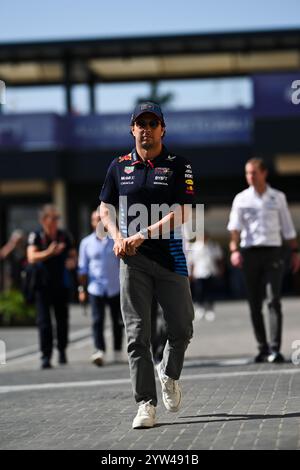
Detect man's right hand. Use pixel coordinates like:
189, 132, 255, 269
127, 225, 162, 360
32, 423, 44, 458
113, 238, 126, 258
230, 251, 243, 268
47, 241, 66, 257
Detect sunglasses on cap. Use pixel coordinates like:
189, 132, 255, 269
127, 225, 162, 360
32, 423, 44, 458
134, 119, 161, 129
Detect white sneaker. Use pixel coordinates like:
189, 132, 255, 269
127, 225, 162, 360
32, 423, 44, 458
132, 401, 156, 429
91, 350, 104, 367
156, 362, 182, 412
195, 307, 205, 320
205, 310, 215, 322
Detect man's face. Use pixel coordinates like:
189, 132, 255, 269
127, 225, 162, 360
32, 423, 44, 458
42, 210, 61, 230
245, 163, 267, 187
131, 112, 164, 150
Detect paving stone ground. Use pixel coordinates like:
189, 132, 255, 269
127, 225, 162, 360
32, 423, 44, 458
0, 299, 300, 450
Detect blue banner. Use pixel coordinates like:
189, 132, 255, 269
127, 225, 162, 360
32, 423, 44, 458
164, 109, 252, 146
253, 72, 300, 118
0, 108, 252, 151
66, 114, 131, 149
0, 113, 62, 150
67, 109, 252, 149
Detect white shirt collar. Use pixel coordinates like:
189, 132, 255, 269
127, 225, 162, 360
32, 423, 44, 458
249, 184, 271, 198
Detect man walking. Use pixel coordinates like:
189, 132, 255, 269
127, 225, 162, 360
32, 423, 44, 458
27, 205, 77, 369
228, 158, 300, 363
99, 101, 195, 428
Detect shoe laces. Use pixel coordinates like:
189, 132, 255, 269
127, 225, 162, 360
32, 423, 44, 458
158, 364, 177, 392
140, 400, 154, 413
163, 377, 178, 394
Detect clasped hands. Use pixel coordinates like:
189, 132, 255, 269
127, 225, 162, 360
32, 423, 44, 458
113, 233, 145, 258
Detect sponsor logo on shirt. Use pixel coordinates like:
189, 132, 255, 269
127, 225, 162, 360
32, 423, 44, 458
265, 202, 278, 209
155, 167, 172, 175
167, 155, 176, 161
124, 166, 135, 174
154, 175, 168, 181
121, 176, 135, 181
121, 174, 135, 184
184, 167, 194, 194
265, 197, 278, 209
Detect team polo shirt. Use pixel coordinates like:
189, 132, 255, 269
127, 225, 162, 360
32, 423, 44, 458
227, 185, 296, 248
100, 146, 195, 276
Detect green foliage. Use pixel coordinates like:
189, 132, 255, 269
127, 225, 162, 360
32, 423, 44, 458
0, 290, 36, 326
136, 81, 174, 107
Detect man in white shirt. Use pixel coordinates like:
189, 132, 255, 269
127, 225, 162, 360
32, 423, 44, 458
227, 158, 300, 363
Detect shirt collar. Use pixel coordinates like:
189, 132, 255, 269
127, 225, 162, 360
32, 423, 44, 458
249, 184, 271, 198
93, 231, 108, 242
131, 146, 169, 167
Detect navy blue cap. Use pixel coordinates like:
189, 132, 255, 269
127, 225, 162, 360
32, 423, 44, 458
130, 101, 165, 126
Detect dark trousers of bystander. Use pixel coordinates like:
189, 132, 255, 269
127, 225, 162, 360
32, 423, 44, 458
89, 293, 123, 352
35, 287, 69, 361
242, 247, 285, 353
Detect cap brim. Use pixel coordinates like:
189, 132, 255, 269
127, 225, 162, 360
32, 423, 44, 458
131, 110, 164, 124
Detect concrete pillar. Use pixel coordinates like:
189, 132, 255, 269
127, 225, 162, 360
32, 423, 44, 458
52, 180, 67, 227
88, 79, 96, 114
64, 60, 72, 113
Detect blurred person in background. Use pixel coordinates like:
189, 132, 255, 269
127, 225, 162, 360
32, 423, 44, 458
228, 158, 300, 364
188, 232, 224, 321
27, 204, 77, 369
78, 210, 123, 367
0, 229, 27, 290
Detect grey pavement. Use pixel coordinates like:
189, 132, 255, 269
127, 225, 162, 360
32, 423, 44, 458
0, 298, 300, 450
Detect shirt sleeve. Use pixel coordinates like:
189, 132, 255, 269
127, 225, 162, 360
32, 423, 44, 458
27, 231, 40, 247
172, 158, 196, 205
78, 239, 89, 276
278, 193, 297, 240
99, 159, 119, 207
227, 196, 243, 231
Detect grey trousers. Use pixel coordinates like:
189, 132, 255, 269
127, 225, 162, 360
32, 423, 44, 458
242, 247, 285, 353
120, 253, 194, 406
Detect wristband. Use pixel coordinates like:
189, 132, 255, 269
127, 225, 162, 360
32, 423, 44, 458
230, 249, 239, 254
